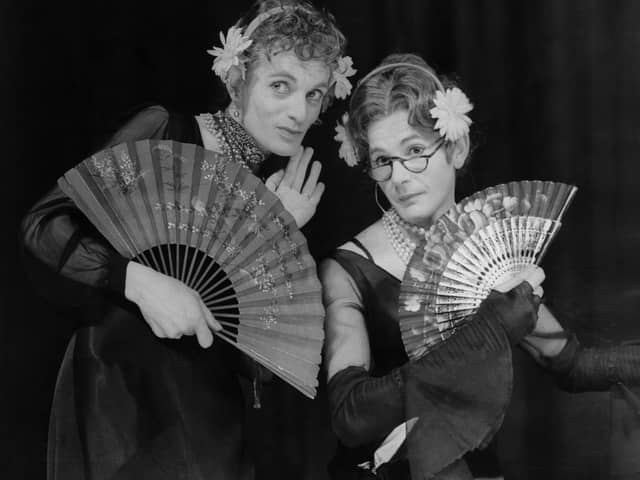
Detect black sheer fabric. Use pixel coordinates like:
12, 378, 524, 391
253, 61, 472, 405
20, 106, 253, 480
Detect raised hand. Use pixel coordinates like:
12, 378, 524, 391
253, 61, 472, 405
265, 146, 325, 228
124, 262, 222, 348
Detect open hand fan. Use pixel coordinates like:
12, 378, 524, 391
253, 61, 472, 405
58, 140, 324, 398
398, 180, 577, 360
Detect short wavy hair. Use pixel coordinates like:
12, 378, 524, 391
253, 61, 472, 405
235, 0, 347, 105
347, 53, 469, 169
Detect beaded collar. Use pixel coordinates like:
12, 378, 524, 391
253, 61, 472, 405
382, 208, 429, 265
200, 111, 267, 171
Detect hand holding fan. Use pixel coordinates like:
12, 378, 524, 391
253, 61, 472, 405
58, 140, 324, 398
398, 180, 577, 360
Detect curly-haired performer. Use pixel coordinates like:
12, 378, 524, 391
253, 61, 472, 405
20, 2, 354, 478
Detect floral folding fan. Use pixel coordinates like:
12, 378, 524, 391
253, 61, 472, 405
398, 180, 577, 360
58, 140, 324, 398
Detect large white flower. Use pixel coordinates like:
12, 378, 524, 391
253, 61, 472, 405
207, 27, 253, 81
429, 87, 473, 142
334, 113, 359, 167
332, 56, 357, 100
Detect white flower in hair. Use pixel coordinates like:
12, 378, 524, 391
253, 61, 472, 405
429, 87, 473, 142
332, 56, 357, 100
207, 26, 253, 81
334, 113, 359, 167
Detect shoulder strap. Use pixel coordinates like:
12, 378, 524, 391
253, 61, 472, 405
346, 238, 375, 263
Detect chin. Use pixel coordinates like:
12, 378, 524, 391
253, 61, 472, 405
396, 205, 435, 227
267, 140, 302, 157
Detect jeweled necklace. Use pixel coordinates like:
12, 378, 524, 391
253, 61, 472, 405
382, 208, 429, 265
200, 111, 267, 171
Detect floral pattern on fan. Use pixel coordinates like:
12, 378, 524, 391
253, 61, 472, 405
89, 148, 142, 194
398, 180, 578, 360
58, 140, 325, 399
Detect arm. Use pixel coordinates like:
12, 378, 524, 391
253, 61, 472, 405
321, 258, 404, 447
523, 305, 640, 392
321, 259, 543, 448
20, 106, 220, 346
21, 105, 172, 296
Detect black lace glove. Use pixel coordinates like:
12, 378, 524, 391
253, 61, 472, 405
546, 334, 640, 392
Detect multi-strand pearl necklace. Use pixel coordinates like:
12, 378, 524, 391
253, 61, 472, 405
200, 111, 267, 171
382, 208, 429, 264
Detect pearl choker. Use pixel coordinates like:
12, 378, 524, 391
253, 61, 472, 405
382, 209, 429, 265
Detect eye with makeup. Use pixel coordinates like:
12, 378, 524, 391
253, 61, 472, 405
406, 144, 427, 156
370, 154, 391, 169
270, 80, 291, 95
306, 89, 325, 104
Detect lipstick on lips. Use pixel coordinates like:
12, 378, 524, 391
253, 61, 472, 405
277, 126, 304, 142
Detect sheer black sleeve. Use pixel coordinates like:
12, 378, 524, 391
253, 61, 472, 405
20, 106, 171, 303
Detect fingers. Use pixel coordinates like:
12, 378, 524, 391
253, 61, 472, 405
522, 265, 545, 290
282, 147, 303, 187
201, 305, 222, 332
494, 265, 545, 293
194, 320, 214, 349
532, 285, 544, 298
301, 160, 321, 197
145, 316, 166, 339
308, 182, 325, 206
292, 147, 314, 192
265, 170, 285, 192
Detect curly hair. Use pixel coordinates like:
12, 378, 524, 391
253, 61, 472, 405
235, 0, 347, 104
347, 53, 468, 169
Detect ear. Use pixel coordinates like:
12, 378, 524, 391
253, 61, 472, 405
450, 134, 470, 170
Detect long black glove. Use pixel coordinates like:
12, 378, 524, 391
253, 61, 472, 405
546, 334, 640, 392
327, 282, 539, 446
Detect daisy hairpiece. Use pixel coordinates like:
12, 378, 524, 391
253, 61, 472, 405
207, 6, 356, 100
334, 113, 358, 167
429, 87, 473, 142
332, 56, 357, 100
207, 26, 253, 82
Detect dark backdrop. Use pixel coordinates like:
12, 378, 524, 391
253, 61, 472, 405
2, 1, 640, 478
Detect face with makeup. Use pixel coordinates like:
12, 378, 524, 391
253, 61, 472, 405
368, 110, 467, 227
234, 50, 331, 157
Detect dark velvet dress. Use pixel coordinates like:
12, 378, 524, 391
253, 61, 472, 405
21, 106, 253, 480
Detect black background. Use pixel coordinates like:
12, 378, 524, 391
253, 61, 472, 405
2, 1, 640, 478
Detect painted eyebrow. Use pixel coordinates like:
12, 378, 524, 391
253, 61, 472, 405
267, 71, 329, 91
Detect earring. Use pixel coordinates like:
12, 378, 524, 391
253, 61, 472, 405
228, 104, 241, 120
374, 183, 389, 214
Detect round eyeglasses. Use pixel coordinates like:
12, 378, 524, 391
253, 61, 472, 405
367, 139, 445, 182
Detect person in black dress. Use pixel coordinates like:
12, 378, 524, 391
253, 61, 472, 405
322, 53, 640, 479
20, 1, 354, 478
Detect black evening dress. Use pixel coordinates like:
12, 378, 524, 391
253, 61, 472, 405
21, 106, 253, 480
323, 247, 514, 480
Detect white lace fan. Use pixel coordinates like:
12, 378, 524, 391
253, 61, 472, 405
58, 140, 324, 398
398, 180, 577, 360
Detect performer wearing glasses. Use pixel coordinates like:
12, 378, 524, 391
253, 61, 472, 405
323, 53, 640, 479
